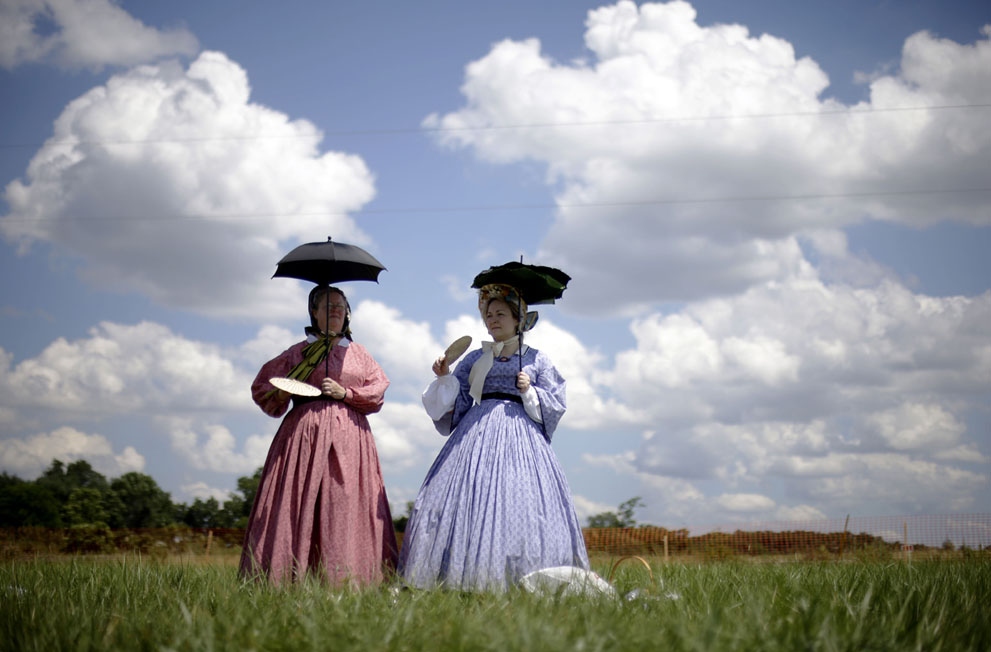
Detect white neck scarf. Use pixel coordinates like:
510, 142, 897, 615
468, 335, 519, 405
305, 332, 349, 347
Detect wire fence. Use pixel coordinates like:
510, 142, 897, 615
4, 513, 990, 560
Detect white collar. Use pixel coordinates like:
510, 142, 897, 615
468, 336, 528, 405
306, 333, 350, 348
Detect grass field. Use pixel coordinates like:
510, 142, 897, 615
2, 555, 989, 651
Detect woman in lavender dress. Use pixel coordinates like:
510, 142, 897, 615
398, 283, 588, 591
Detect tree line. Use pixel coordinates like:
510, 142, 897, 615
1, 458, 645, 531
10, 462, 973, 558
0, 459, 260, 530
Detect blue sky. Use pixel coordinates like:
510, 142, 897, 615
1, 0, 989, 528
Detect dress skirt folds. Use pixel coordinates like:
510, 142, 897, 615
240, 339, 398, 585
398, 347, 589, 592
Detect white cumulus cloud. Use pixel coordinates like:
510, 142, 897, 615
868, 402, 966, 451
1, 50, 376, 322
572, 494, 618, 522
159, 416, 270, 475
0, 0, 199, 70
351, 300, 443, 401
425, 0, 991, 310
0, 321, 253, 415
0, 425, 144, 479
715, 493, 776, 513
595, 270, 991, 520
368, 401, 445, 475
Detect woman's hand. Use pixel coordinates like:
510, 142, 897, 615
321, 377, 347, 400
432, 355, 450, 377
516, 372, 531, 393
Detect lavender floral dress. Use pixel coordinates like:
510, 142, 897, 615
398, 346, 588, 591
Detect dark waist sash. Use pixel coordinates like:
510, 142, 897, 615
291, 395, 334, 409
481, 392, 523, 405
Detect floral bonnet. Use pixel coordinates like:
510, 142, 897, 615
477, 284, 538, 332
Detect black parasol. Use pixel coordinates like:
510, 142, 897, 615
472, 261, 570, 305
472, 260, 570, 372
273, 236, 386, 285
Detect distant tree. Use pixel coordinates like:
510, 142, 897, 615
110, 472, 175, 528
587, 511, 623, 528
213, 501, 238, 528
36, 459, 129, 527
617, 496, 644, 526
103, 489, 127, 528
221, 494, 246, 527
180, 497, 236, 529
36, 459, 109, 504
236, 468, 262, 512
35, 460, 71, 502
62, 487, 110, 526
587, 496, 645, 528
0, 479, 62, 527
392, 501, 415, 532
0, 472, 23, 491
4, 461, 267, 530
65, 460, 110, 492
221, 467, 262, 528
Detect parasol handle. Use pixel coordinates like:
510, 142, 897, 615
317, 287, 340, 380
325, 284, 332, 377
518, 290, 524, 375
518, 254, 524, 375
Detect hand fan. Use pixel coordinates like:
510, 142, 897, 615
444, 336, 472, 365
269, 376, 321, 397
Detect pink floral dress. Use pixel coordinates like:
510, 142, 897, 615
239, 338, 398, 585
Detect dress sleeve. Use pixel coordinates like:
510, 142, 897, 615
251, 344, 300, 418
529, 350, 567, 442
342, 344, 389, 415
521, 389, 543, 424
422, 374, 460, 421
421, 353, 477, 436
448, 352, 478, 432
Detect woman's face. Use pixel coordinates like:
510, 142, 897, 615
312, 291, 348, 335
484, 298, 518, 342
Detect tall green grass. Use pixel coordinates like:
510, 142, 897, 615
2, 557, 988, 651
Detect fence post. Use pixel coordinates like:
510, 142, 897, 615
664, 535, 669, 562
206, 530, 213, 557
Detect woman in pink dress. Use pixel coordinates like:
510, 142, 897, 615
239, 285, 398, 585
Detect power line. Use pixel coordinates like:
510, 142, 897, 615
1, 103, 989, 150
2, 187, 988, 224
421, 103, 991, 133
